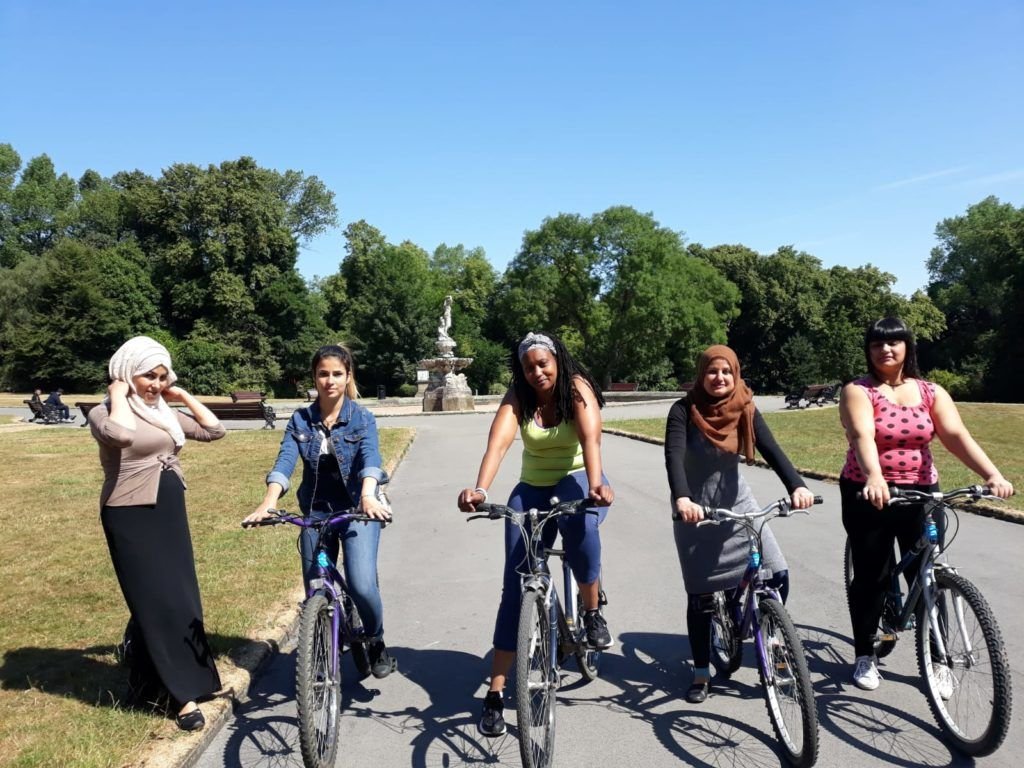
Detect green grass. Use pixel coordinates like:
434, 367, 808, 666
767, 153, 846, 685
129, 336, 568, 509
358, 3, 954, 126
606, 403, 1023, 513
0, 426, 414, 768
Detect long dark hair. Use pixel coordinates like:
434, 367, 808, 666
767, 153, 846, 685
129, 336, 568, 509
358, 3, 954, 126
311, 344, 360, 400
510, 331, 604, 424
864, 317, 921, 379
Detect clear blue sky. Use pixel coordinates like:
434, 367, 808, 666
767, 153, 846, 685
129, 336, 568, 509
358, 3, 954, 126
3, 1, 1022, 294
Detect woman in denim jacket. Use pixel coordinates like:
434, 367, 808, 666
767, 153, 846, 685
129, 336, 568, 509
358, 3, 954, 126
244, 344, 396, 678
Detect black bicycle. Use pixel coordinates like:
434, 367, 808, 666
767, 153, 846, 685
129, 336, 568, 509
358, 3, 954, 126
842, 485, 1012, 756
467, 497, 607, 768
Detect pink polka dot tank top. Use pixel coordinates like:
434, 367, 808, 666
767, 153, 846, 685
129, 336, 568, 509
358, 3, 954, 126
841, 377, 939, 485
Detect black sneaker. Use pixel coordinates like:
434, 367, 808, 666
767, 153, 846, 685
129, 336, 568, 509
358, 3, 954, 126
478, 691, 507, 737
368, 639, 397, 679
583, 610, 613, 649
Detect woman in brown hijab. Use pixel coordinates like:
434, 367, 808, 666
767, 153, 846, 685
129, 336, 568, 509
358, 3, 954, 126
664, 345, 814, 703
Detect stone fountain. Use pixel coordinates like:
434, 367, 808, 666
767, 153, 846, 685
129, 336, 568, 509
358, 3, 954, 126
419, 295, 475, 412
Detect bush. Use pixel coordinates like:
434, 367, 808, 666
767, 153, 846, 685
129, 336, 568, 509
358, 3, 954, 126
488, 381, 508, 395
926, 368, 970, 400
395, 383, 417, 397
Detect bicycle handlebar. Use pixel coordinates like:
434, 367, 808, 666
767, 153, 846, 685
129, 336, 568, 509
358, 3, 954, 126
241, 508, 382, 529
465, 496, 597, 523
884, 484, 999, 505
685, 495, 824, 526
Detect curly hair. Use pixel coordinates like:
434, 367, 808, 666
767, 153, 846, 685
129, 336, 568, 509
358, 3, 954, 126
510, 331, 604, 424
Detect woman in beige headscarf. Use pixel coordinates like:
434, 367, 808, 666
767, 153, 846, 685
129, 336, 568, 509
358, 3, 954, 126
89, 336, 225, 731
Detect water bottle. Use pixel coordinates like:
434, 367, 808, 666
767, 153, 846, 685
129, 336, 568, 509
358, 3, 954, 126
926, 518, 939, 543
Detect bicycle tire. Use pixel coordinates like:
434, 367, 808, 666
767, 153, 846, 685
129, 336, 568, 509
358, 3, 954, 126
516, 588, 557, 768
710, 592, 742, 678
757, 598, 819, 768
915, 569, 1012, 757
844, 537, 897, 659
574, 590, 601, 682
295, 592, 341, 768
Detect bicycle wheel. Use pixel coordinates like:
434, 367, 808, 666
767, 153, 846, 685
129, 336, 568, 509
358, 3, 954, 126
844, 537, 897, 659
915, 569, 1012, 757
574, 590, 601, 682
757, 598, 818, 768
710, 592, 742, 678
295, 592, 341, 768
516, 587, 557, 768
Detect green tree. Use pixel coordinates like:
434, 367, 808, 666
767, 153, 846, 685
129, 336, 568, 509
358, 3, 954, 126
0, 151, 77, 266
926, 196, 1024, 401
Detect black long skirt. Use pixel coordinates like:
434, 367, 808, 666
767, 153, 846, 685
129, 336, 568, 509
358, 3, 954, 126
101, 469, 221, 706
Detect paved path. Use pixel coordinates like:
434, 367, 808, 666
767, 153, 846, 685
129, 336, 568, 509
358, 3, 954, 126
190, 403, 1022, 768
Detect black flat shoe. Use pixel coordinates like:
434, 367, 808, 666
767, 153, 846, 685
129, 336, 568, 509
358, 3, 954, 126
175, 708, 206, 731
685, 680, 709, 704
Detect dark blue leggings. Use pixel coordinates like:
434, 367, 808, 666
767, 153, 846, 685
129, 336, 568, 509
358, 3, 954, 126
492, 470, 608, 651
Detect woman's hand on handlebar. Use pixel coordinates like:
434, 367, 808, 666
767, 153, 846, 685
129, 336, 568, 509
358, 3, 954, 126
860, 473, 890, 510
588, 484, 614, 506
457, 488, 486, 512
791, 486, 815, 510
985, 474, 1014, 499
242, 502, 276, 528
359, 493, 392, 522
674, 496, 704, 523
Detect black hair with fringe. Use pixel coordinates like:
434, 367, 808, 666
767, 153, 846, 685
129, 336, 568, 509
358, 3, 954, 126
510, 331, 604, 424
864, 317, 921, 380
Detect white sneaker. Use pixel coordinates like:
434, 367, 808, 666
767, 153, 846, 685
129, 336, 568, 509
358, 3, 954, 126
852, 656, 880, 691
933, 664, 954, 701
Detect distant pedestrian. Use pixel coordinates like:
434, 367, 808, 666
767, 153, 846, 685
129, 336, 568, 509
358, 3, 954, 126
45, 388, 70, 420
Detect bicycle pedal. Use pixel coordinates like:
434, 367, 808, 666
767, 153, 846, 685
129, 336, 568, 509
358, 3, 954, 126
879, 633, 898, 643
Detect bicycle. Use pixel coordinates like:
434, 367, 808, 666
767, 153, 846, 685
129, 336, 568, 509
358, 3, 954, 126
242, 508, 385, 768
466, 497, 607, 768
678, 495, 823, 768
841, 485, 1012, 756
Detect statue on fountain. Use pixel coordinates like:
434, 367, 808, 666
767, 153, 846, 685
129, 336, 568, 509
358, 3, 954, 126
419, 295, 474, 411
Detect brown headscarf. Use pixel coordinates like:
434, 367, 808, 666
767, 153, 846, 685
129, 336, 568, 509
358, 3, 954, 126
687, 345, 756, 464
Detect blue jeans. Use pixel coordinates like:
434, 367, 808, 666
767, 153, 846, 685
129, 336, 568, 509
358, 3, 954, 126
299, 509, 384, 638
492, 470, 609, 651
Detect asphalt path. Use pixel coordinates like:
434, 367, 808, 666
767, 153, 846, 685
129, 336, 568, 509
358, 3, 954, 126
179, 399, 1023, 768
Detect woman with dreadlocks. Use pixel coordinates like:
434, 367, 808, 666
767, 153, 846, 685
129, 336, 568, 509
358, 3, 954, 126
457, 331, 615, 737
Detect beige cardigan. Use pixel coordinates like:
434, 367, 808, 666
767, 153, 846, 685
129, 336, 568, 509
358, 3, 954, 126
89, 403, 226, 508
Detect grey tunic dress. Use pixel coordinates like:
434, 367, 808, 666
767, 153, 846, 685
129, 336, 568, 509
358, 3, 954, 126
665, 400, 804, 595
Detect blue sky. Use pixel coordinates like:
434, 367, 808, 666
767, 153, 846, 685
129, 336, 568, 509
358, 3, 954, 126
2, 1, 1022, 294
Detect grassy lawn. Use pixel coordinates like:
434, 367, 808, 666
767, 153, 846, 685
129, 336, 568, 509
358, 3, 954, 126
0, 425, 414, 768
606, 403, 1023, 514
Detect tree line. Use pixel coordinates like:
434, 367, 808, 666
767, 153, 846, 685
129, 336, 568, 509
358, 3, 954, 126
1, 144, 1021, 402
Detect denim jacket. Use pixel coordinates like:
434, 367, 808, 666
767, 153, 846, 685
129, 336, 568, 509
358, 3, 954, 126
266, 397, 388, 514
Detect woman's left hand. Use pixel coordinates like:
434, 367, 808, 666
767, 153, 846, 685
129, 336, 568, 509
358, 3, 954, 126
589, 484, 615, 506
790, 486, 815, 510
985, 475, 1014, 499
359, 494, 392, 522
162, 386, 188, 403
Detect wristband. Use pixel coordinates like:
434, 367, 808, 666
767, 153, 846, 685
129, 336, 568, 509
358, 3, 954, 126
474, 487, 489, 502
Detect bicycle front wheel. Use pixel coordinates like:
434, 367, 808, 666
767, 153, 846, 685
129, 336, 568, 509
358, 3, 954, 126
710, 592, 742, 678
295, 592, 341, 768
516, 587, 557, 768
757, 598, 818, 767
915, 569, 1012, 757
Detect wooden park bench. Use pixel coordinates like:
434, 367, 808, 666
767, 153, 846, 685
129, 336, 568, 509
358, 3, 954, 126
24, 398, 73, 424
76, 397, 277, 429
76, 401, 102, 426
607, 382, 639, 392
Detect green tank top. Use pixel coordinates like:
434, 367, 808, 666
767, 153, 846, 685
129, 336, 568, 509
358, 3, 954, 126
519, 417, 584, 485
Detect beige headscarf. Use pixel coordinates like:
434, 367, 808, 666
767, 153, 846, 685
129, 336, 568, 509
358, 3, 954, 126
107, 336, 185, 448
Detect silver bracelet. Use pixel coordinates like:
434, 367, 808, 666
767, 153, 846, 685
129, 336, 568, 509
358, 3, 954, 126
474, 487, 489, 502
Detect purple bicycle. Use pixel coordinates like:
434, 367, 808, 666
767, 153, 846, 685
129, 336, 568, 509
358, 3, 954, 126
242, 508, 382, 768
681, 495, 823, 768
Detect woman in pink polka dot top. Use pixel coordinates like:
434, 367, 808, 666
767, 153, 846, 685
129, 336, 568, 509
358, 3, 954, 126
838, 317, 1014, 692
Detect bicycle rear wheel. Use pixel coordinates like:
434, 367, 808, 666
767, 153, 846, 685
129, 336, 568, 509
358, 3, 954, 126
574, 590, 601, 682
844, 537, 897, 659
757, 598, 818, 768
516, 588, 557, 768
295, 592, 341, 768
915, 569, 1012, 757
710, 592, 742, 678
